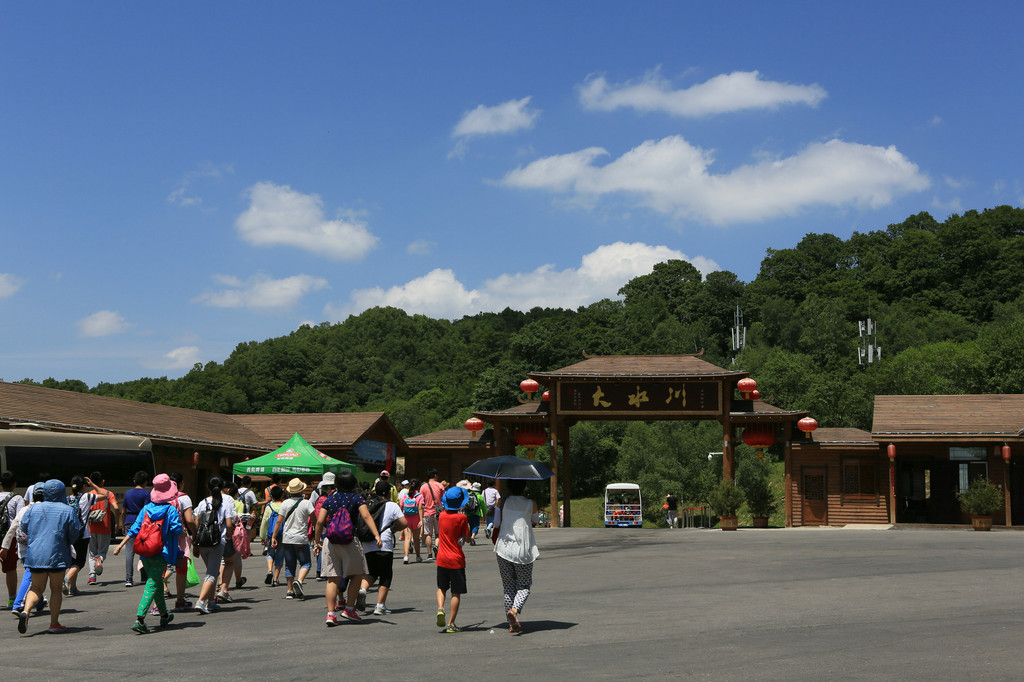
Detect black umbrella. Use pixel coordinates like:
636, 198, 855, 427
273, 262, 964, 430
463, 455, 554, 481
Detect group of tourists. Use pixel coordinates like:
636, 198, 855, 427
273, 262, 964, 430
0, 465, 542, 636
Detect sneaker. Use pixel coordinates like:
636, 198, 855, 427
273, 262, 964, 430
340, 607, 362, 622
94, 557, 104, 576
61, 580, 70, 596
335, 598, 345, 612
215, 590, 232, 603
285, 591, 294, 599
173, 600, 193, 612
125, 580, 133, 588
445, 624, 462, 633
373, 604, 391, 616
131, 620, 150, 635
325, 612, 338, 627
87, 576, 97, 585
356, 588, 367, 612
148, 603, 160, 616
159, 612, 174, 628
403, 556, 409, 564
11, 608, 22, 618
17, 611, 28, 634
47, 623, 67, 634
264, 572, 273, 586
68, 587, 81, 597
415, 556, 423, 563
436, 609, 446, 628
194, 601, 211, 615
292, 581, 304, 600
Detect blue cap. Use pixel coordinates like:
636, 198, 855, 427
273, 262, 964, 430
443, 486, 468, 511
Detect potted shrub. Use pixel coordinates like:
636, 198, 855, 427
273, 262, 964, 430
708, 479, 745, 531
959, 478, 1003, 531
744, 476, 778, 528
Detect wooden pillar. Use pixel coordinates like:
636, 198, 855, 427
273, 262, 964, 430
721, 379, 734, 481
784, 422, 793, 527
722, 423, 735, 481
560, 420, 571, 527
1001, 444, 1012, 526
548, 419, 559, 527
887, 444, 896, 524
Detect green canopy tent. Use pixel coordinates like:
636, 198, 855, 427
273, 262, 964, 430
232, 432, 357, 477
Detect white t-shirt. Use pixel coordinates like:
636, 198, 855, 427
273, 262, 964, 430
362, 501, 402, 554
237, 488, 258, 516
73, 494, 92, 539
193, 494, 236, 545
484, 486, 501, 508
277, 497, 314, 545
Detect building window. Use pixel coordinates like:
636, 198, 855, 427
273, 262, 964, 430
957, 462, 988, 494
842, 458, 878, 500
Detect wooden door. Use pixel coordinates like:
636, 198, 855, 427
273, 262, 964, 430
802, 467, 827, 525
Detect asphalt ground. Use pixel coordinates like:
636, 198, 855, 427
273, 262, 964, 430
6, 527, 1024, 680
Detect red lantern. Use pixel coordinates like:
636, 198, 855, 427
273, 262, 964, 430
797, 417, 818, 440
737, 378, 757, 399
514, 424, 547, 459
887, 443, 896, 461
465, 417, 484, 436
751, 389, 760, 400
1002, 444, 1011, 464
542, 390, 550, 402
741, 424, 776, 461
191, 451, 199, 467
520, 379, 540, 398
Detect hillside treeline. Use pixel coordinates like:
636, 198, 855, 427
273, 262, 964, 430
27, 206, 1024, 508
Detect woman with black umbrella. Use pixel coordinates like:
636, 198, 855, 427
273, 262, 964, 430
491, 479, 539, 634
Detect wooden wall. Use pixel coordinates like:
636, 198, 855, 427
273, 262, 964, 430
789, 451, 891, 526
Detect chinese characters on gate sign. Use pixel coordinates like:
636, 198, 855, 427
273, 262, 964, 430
627, 386, 649, 408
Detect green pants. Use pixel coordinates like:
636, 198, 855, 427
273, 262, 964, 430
137, 555, 168, 618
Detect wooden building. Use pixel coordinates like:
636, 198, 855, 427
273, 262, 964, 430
0, 381, 405, 499
787, 395, 1024, 527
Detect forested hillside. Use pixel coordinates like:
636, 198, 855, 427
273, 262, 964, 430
25, 206, 1024, 508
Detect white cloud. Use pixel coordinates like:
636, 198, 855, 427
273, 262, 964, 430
236, 182, 379, 261
500, 136, 930, 224
579, 69, 827, 117
406, 239, 436, 256
453, 97, 540, 138
168, 162, 233, 206
77, 310, 132, 338
324, 242, 718, 320
144, 346, 202, 371
193, 273, 329, 310
0, 274, 26, 298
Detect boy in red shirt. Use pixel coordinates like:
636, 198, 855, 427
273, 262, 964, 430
435, 486, 471, 633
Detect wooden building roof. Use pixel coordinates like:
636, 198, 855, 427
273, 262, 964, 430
529, 354, 746, 379
406, 428, 494, 446
872, 395, 1024, 441
0, 380, 272, 451
230, 412, 408, 454
791, 427, 879, 449
473, 401, 549, 423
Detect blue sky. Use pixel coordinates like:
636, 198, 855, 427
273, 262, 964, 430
2, 2, 1021, 386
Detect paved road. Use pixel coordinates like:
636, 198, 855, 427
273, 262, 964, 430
7, 527, 1024, 680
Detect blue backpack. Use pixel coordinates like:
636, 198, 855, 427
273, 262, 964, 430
265, 503, 282, 542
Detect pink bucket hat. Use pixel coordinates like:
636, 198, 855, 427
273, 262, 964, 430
151, 473, 178, 504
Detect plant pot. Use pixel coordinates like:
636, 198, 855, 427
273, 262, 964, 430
719, 515, 738, 531
752, 516, 769, 528
971, 515, 993, 531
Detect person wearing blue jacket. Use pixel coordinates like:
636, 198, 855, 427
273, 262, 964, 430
18, 479, 82, 635
114, 473, 182, 634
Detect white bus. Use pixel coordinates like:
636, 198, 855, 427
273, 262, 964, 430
604, 483, 643, 528
0, 427, 155, 495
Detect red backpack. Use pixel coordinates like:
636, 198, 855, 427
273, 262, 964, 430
307, 494, 328, 540
133, 511, 164, 558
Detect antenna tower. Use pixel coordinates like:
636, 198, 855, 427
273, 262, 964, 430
857, 318, 882, 366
